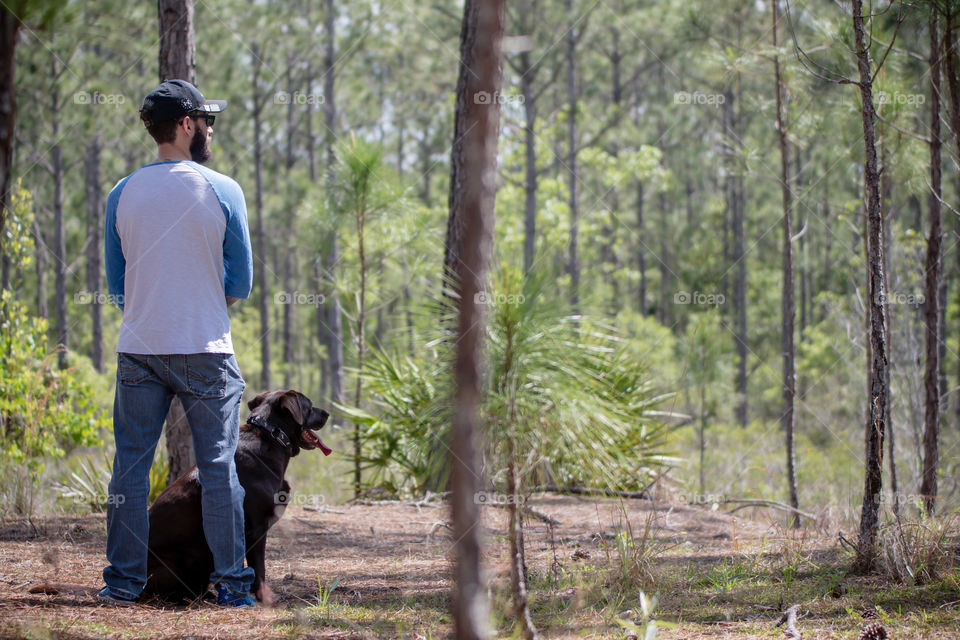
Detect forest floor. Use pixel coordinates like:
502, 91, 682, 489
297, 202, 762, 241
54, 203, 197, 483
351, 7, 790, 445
0, 492, 958, 639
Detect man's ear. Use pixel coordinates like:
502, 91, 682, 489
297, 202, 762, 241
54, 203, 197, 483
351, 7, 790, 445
279, 391, 306, 425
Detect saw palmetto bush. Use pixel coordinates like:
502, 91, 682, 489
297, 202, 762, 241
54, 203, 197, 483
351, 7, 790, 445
338, 266, 675, 496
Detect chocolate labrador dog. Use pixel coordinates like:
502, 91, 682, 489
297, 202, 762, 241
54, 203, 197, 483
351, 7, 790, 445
143, 390, 331, 605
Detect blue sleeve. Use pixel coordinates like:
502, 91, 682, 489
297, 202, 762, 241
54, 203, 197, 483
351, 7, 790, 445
192, 165, 253, 299
104, 177, 130, 310
219, 179, 254, 299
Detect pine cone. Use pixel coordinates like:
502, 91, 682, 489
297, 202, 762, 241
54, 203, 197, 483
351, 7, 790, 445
859, 623, 888, 640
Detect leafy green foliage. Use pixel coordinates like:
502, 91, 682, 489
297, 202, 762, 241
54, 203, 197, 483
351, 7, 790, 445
0, 186, 106, 514
340, 267, 675, 495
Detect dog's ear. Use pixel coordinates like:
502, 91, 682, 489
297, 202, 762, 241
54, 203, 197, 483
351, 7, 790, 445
247, 391, 270, 411
279, 391, 310, 425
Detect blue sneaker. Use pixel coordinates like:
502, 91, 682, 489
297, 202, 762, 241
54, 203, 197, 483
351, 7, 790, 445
96, 587, 137, 606
216, 584, 256, 609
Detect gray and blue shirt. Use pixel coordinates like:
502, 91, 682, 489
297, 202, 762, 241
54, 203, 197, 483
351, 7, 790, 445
105, 160, 253, 354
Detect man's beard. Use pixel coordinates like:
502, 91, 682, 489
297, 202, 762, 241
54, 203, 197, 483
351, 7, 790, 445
190, 125, 211, 164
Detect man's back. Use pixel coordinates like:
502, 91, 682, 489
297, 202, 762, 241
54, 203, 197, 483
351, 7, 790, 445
105, 160, 252, 355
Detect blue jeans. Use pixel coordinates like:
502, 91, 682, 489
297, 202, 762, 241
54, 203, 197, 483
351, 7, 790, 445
102, 352, 255, 599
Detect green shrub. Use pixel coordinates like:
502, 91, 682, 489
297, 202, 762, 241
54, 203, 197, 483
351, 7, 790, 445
338, 267, 676, 495
0, 184, 107, 515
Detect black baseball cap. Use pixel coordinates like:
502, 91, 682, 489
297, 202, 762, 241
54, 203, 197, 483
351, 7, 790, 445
139, 79, 226, 127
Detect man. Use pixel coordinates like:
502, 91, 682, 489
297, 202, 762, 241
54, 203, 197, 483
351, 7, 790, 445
99, 79, 256, 608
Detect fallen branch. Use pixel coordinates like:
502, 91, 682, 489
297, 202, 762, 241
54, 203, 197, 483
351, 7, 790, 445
775, 604, 802, 639
302, 505, 346, 514
722, 499, 817, 520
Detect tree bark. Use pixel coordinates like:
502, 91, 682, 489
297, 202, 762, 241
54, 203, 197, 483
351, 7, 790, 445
51, 35, 67, 370
158, 0, 195, 83
920, 11, 942, 515
565, 0, 579, 314
282, 56, 296, 390
521, 46, 537, 275
636, 181, 646, 315
322, 0, 344, 418
447, 1, 504, 638
158, 0, 197, 484
0, 7, 19, 293
34, 215, 46, 317
658, 191, 670, 325
771, 0, 799, 528
879, 141, 899, 520
251, 44, 271, 390
353, 175, 367, 498
306, 59, 316, 182
86, 134, 103, 373
944, 7, 960, 431
507, 444, 538, 639
851, 0, 890, 573
733, 86, 748, 428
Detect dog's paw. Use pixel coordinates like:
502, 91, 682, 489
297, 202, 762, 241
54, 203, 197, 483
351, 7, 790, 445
256, 582, 278, 607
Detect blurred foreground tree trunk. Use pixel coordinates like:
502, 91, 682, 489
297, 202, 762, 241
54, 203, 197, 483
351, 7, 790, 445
447, 1, 504, 638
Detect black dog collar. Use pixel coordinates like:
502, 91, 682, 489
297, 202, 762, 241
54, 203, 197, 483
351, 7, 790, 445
246, 413, 292, 451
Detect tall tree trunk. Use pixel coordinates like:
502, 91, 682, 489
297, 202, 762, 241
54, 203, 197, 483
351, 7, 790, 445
732, 81, 748, 428
51, 38, 67, 370
86, 135, 103, 373
921, 11, 942, 515
252, 44, 271, 390
158, 0, 195, 83
0, 8, 19, 293
353, 186, 367, 498
658, 191, 670, 325
34, 216, 46, 317
605, 26, 622, 311
771, 0, 799, 528
323, 0, 344, 421
306, 60, 316, 182
419, 131, 432, 207
820, 178, 831, 323
521, 48, 537, 275
721, 88, 734, 310
940, 7, 960, 431
637, 181, 646, 315
879, 141, 900, 519
283, 56, 296, 390
796, 145, 808, 339
447, 2, 504, 638
507, 442, 537, 640
851, 0, 890, 573
158, 0, 197, 484
698, 385, 706, 496
565, 0, 579, 314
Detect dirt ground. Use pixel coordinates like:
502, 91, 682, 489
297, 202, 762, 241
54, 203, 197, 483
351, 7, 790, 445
0, 493, 956, 639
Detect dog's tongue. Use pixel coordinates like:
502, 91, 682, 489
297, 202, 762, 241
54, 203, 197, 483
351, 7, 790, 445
303, 429, 332, 456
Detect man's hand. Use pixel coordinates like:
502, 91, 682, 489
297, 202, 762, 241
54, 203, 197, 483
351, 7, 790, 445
226, 296, 240, 307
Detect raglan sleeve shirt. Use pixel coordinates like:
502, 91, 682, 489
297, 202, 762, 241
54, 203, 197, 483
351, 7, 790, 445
104, 176, 131, 310
216, 175, 254, 300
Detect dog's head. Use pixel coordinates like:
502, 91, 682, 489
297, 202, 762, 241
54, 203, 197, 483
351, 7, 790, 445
246, 390, 331, 457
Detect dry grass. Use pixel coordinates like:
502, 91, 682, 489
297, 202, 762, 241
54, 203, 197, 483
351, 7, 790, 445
0, 494, 957, 639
